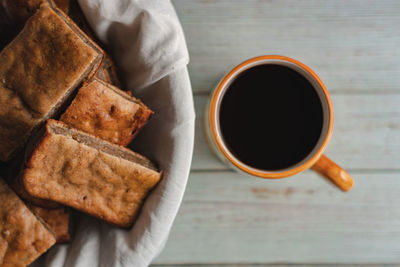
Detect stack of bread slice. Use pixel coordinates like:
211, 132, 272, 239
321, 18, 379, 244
0, 1, 162, 266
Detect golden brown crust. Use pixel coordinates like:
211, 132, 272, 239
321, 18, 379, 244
26, 204, 70, 243
23, 120, 161, 228
0, 178, 56, 266
65, 0, 122, 87
60, 78, 153, 146
1, 0, 122, 87
12, 172, 62, 209
2, 149, 62, 208
0, 3, 103, 161
0, 0, 68, 51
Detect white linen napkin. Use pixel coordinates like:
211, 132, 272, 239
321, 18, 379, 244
32, 0, 195, 266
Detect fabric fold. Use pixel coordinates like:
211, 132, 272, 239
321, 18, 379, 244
31, 0, 194, 266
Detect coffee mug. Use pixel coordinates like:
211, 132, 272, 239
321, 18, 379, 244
204, 55, 354, 191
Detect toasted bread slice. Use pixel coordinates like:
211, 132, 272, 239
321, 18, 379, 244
22, 120, 161, 228
26, 204, 70, 243
0, 2, 103, 161
0, 178, 56, 266
61, 77, 153, 146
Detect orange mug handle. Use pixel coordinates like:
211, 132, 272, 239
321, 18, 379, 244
311, 154, 354, 191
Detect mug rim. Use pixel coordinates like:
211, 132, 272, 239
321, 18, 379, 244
209, 55, 334, 178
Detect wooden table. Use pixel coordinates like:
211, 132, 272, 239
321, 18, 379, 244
154, 0, 400, 265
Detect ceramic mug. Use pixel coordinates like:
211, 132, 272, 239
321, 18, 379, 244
204, 55, 354, 191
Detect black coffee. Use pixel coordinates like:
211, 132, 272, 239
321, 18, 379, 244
219, 64, 323, 170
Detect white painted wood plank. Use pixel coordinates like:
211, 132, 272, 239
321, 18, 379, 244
156, 1, 400, 265
192, 94, 400, 171
172, 0, 400, 94
155, 170, 400, 264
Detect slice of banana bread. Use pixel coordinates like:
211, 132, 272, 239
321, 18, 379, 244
0, 0, 122, 86
22, 120, 161, 228
60, 77, 153, 146
0, 178, 55, 266
0, 2, 103, 161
